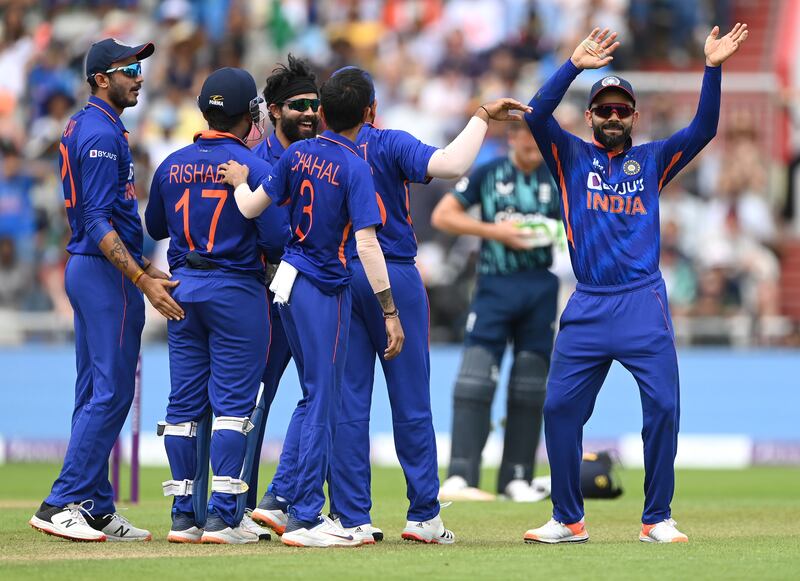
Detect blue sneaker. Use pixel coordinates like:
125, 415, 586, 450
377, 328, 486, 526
252, 492, 289, 535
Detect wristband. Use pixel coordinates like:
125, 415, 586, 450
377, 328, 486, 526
383, 308, 399, 319
479, 105, 491, 119
132, 269, 145, 286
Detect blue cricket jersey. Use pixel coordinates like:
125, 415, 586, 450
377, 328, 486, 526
354, 123, 438, 260
60, 96, 143, 264
525, 59, 721, 286
145, 131, 290, 276
265, 130, 382, 294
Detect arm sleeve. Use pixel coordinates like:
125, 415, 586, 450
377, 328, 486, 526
144, 164, 169, 240
355, 227, 390, 294
451, 165, 487, 208
79, 131, 120, 245
653, 65, 722, 191
524, 59, 583, 171
348, 159, 382, 232
425, 117, 489, 179
387, 130, 438, 183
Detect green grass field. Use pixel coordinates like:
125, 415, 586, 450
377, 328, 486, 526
1, 463, 798, 580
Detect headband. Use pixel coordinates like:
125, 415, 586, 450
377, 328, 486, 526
269, 78, 318, 106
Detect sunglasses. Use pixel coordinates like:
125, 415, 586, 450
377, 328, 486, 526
591, 103, 635, 119
284, 98, 320, 113
104, 62, 142, 78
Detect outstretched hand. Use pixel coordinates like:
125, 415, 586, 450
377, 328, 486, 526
570, 28, 620, 70
478, 98, 533, 122
705, 23, 748, 67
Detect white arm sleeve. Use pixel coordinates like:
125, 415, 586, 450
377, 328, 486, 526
355, 227, 390, 294
234, 182, 272, 219
426, 115, 489, 179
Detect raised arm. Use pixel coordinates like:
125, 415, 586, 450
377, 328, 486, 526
426, 98, 532, 179
656, 23, 748, 188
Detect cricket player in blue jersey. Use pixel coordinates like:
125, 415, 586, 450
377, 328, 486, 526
434, 122, 560, 505
221, 67, 404, 548
30, 39, 182, 543
246, 55, 320, 519
523, 25, 748, 544
145, 67, 286, 544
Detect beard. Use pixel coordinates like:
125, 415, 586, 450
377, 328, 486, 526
593, 120, 631, 150
280, 113, 319, 143
108, 79, 139, 110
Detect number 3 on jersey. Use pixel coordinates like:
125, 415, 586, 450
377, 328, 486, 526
174, 187, 228, 252
295, 179, 314, 242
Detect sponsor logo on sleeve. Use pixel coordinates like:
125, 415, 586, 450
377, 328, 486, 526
89, 149, 118, 160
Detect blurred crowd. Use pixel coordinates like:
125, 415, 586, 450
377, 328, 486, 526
0, 0, 794, 346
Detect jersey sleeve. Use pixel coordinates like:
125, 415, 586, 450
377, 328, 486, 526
78, 130, 120, 245
653, 65, 722, 191
144, 162, 169, 241
524, 59, 584, 178
347, 158, 382, 232
451, 164, 488, 208
264, 152, 291, 207
387, 129, 438, 183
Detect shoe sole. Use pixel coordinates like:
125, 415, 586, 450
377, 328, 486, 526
200, 536, 258, 545
282, 538, 362, 548
167, 534, 202, 544
401, 532, 454, 545
250, 511, 286, 535
105, 534, 152, 542
29, 517, 106, 542
639, 535, 688, 543
524, 534, 589, 544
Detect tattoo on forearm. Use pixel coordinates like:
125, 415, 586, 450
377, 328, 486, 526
376, 288, 395, 312
108, 234, 130, 271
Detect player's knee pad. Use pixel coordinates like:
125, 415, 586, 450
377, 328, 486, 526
212, 416, 255, 434
453, 346, 499, 405
508, 351, 548, 408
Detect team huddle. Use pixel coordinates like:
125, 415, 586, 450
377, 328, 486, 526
28, 22, 748, 548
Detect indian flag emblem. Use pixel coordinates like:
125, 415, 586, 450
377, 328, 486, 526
623, 159, 641, 176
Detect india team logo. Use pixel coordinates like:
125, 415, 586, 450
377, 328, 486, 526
623, 159, 641, 176
601, 76, 621, 87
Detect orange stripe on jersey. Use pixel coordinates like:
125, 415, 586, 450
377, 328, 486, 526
659, 151, 683, 191
404, 180, 413, 225
319, 135, 359, 157
551, 143, 574, 248
338, 222, 352, 267
332, 292, 343, 363
87, 102, 118, 124
376, 193, 387, 226
59, 143, 77, 208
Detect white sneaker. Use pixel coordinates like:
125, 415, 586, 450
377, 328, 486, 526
340, 523, 383, 545
640, 518, 688, 543
401, 514, 455, 544
200, 515, 259, 544
504, 476, 552, 503
167, 512, 202, 543
241, 512, 271, 541
89, 512, 152, 542
524, 518, 589, 544
29, 500, 106, 542
282, 514, 362, 548
438, 475, 496, 502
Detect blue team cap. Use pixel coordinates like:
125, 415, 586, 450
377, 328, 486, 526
85, 38, 154, 80
588, 75, 636, 107
198, 67, 261, 117
331, 66, 375, 104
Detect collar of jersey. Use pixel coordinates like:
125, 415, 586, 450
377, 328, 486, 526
319, 130, 359, 156
87, 96, 127, 134
193, 130, 247, 146
266, 133, 285, 159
